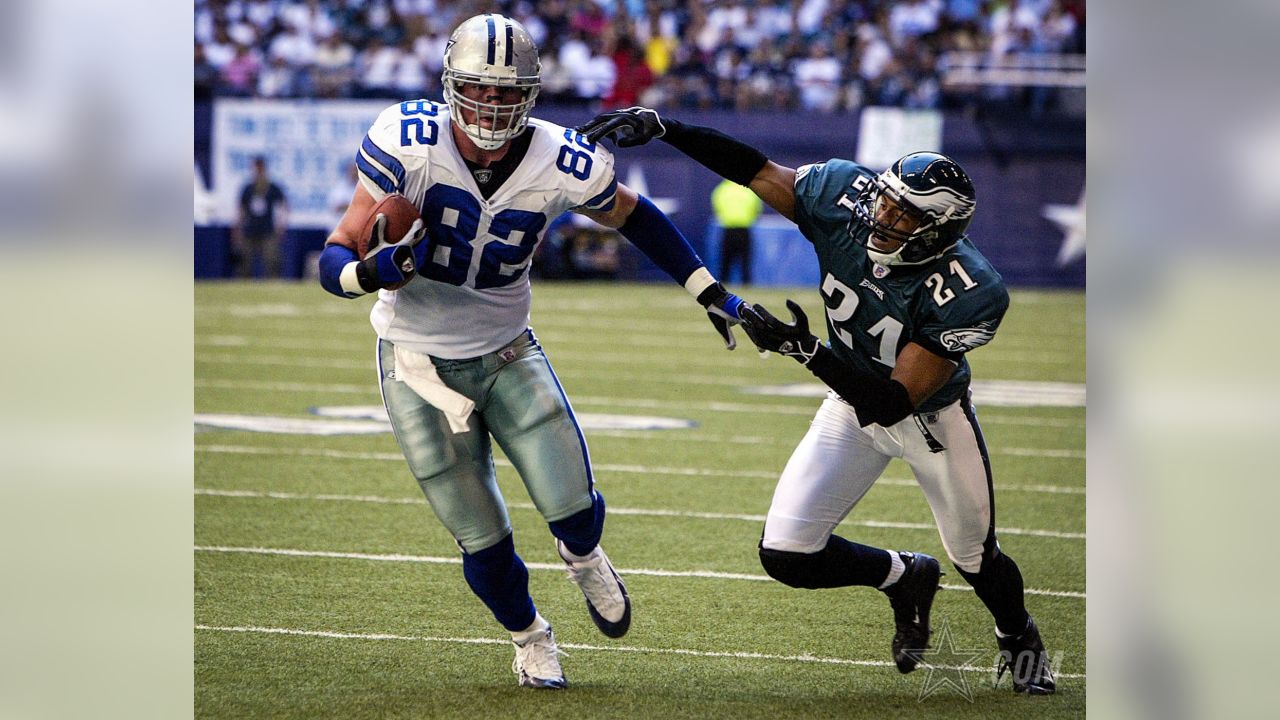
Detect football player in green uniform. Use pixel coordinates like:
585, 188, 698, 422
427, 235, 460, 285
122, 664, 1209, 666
577, 108, 1055, 695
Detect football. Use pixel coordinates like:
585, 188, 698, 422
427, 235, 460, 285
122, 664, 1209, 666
357, 194, 422, 290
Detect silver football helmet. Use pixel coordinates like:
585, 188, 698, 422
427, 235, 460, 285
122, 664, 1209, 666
442, 14, 541, 150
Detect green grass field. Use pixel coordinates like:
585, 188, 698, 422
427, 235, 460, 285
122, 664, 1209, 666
195, 281, 1084, 719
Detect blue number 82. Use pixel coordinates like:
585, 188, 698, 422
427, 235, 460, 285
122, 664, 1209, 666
555, 146, 593, 180
400, 101, 440, 147
417, 185, 547, 289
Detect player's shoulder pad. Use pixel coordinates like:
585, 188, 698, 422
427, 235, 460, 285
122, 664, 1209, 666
357, 100, 443, 198
947, 239, 1008, 299
794, 158, 870, 231
531, 118, 618, 212
920, 242, 1010, 354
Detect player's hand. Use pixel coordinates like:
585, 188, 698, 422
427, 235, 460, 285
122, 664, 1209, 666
575, 106, 667, 148
740, 300, 820, 364
696, 282, 746, 350
356, 214, 428, 291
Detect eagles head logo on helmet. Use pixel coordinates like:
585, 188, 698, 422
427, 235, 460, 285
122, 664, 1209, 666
852, 152, 977, 267
442, 14, 541, 151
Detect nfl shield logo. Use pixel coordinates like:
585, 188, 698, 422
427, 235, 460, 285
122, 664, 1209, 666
873, 264, 890, 279
499, 348, 517, 362
474, 168, 494, 185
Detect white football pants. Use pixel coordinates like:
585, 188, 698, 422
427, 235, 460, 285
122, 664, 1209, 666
761, 392, 996, 573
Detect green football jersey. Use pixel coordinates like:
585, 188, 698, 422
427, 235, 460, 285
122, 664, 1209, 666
792, 159, 1010, 413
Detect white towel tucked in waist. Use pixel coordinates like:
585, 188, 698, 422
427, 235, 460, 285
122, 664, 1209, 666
392, 345, 475, 434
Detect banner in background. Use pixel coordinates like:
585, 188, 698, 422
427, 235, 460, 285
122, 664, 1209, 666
197, 102, 1084, 287
856, 107, 944, 169
209, 99, 385, 228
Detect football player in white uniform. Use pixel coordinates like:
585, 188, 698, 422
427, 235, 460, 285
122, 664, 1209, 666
317, 15, 747, 690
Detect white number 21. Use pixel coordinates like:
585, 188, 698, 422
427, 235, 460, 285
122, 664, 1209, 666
926, 260, 979, 307
821, 274, 903, 368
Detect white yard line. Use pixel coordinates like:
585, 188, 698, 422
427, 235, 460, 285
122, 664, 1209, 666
194, 624, 1085, 679
195, 444, 1085, 495
194, 377, 1084, 427
195, 488, 1085, 540
194, 545, 1086, 599
997, 447, 1085, 459
548, 430, 1083, 458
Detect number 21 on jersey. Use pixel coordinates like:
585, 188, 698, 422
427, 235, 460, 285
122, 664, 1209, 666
924, 260, 979, 307
822, 261, 981, 367
821, 274, 903, 367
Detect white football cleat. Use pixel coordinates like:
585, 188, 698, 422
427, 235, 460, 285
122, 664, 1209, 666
511, 624, 567, 690
557, 539, 632, 638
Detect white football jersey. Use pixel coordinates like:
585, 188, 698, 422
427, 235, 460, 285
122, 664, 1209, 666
355, 100, 617, 358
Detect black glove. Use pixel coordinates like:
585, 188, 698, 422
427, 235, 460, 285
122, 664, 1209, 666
740, 300, 821, 364
355, 214, 427, 292
696, 282, 746, 350
575, 106, 667, 147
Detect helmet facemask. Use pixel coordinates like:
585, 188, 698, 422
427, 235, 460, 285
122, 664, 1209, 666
443, 72, 540, 150
852, 162, 975, 266
442, 15, 541, 151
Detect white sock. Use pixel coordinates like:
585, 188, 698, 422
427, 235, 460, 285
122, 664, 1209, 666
511, 612, 549, 643
557, 540, 597, 563
878, 551, 906, 589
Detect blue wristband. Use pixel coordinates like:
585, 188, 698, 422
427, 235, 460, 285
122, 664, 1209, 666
319, 243, 359, 297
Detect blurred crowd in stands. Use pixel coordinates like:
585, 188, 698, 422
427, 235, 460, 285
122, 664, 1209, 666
195, 0, 1085, 113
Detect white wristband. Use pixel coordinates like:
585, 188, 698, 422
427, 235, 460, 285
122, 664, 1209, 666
339, 261, 368, 296
683, 266, 717, 299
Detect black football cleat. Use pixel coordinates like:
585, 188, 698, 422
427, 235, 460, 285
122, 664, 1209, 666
882, 551, 942, 673
996, 616, 1056, 695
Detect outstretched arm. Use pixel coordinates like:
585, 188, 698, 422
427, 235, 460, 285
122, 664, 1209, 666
748, 162, 797, 221
577, 107, 798, 220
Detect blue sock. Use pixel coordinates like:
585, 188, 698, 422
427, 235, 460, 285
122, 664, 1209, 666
461, 534, 537, 632
548, 491, 606, 557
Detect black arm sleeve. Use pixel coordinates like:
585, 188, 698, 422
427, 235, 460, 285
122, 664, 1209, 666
805, 345, 916, 427
661, 119, 770, 186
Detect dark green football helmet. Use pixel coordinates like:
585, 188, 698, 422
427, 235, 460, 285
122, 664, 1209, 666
852, 152, 977, 266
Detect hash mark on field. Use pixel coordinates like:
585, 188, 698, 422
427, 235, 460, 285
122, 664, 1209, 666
194, 624, 1085, 679
196, 488, 1086, 539
195, 445, 1085, 494
194, 545, 1087, 598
